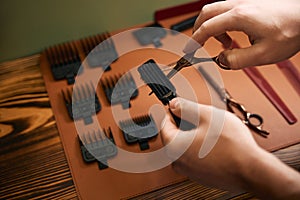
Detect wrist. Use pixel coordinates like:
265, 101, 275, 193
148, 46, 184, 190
237, 147, 300, 199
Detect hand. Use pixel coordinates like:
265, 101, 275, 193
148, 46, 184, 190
161, 97, 259, 192
184, 0, 300, 69
161, 97, 300, 199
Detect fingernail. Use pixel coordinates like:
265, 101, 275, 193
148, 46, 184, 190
170, 98, 179, 110
183, 39, 201, 53
217, 53, 231, 70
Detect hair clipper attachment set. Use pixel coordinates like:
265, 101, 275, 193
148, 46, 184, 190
119, 115, 158, 150
45, 32, 119, 85
45, 42, 81, 84
79, 128, 117, 170
62, 82, 101, 124
100, 73, 138, 109
45, 28, 197, 172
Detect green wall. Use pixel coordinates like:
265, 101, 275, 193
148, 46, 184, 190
0, 0, 189, 63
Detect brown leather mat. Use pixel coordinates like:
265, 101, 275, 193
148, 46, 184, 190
40, 12, 300, 200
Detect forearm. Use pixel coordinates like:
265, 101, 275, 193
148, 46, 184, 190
239, 148, 300, 199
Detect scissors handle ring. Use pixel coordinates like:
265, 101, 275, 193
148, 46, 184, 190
246, 113, 263, 127
246, 113, 270, 137
226, 97, 269, 137
213, 56, 231, 70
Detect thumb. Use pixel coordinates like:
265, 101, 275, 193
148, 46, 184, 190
169, 97, 201, 126
218, 44, 266, 69
160, 113, 197, 160
160, 114, 179, 146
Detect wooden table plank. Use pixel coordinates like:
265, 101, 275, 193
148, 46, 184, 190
0, 55, 77, 200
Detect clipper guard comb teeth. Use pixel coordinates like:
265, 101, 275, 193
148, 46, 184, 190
119, 115, 158, 151
79, 128, 117, 170
62, 82, 101, 124
80, 32, 118, 71
138, 59, 176, 105
100, 72, 138, 109
45, 42, 81, 84
138, 59, 196, 131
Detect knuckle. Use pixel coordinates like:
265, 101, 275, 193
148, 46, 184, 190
201, 4, 211, 15
199, 21, 210, 39
200, 21, 209, 31
230, 5, 250, 20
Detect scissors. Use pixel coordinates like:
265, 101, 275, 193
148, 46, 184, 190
166, 51, 230, 79
197, 66, 269, 137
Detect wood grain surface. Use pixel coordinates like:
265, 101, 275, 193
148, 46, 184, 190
0, 55, 77, 200
0, 55, 299, 200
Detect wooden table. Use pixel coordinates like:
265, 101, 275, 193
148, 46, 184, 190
1, 54, 300, 200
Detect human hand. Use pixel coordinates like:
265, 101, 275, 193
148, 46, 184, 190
161, 97, 300, 198
161, 97, 259, 191
184, 0, 300, 69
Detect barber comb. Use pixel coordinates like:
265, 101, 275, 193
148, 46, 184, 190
79, 128, 117, 170
80, 32, 118, 71
45, 42, 81, 84
138, 59, 196, 131
119, 114, 158, 150
62, 82, 101, 124
100, 72, 138, 109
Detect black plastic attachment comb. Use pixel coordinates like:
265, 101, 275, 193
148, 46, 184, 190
132, 22, 167, 48
138, 59, 176, 105
79, 128, 117, 170
100, 73, 138, 109
119, 115, 158, 150
138, 59, 196, 131
80, 32, 118, 71
62, 82, 101, 124
45, 42, 81, 84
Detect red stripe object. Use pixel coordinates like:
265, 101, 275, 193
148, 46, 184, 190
231, 41, 297, 124
154, 0, 221, 21
277, 60, 300, 97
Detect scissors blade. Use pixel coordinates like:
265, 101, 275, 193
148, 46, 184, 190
197, 66, 227, 101
166, 52, 196, 79
166, 58, 190, 79
166, 64, 182, 79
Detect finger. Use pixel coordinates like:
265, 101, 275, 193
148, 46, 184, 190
160, 114, 180, 145
214, 33, 233, 49
169, 97, 198, 117
193, 1, 234, 33
184, 11, 242, 53
169, 97, 201, 125
161, 114, 198, 160
218, 43, 267, 69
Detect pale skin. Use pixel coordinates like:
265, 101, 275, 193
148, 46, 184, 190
183, 0, 300, 69
162, 98, 300, 199
161, 0, 300, 199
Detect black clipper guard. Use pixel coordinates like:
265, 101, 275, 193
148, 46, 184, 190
80, 32, 118, 71
62, 82, 101, 124
45, 42, 81, 84
119, 115, 158, 150
132, 23, 167, 48
79, 128, 117, 170
100, 73, 138, 109
137, 59, 196, 131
